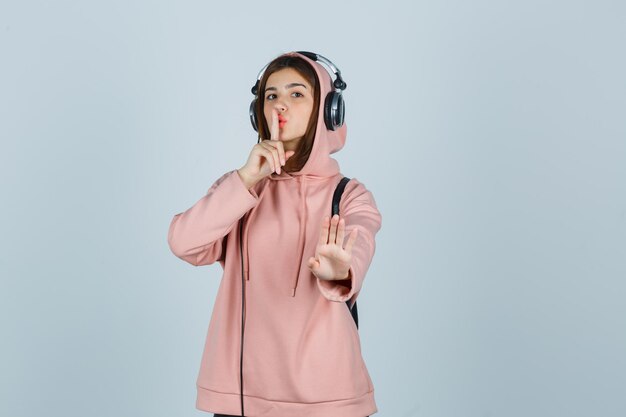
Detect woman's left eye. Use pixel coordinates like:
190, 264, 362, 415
293, 92, 303, 97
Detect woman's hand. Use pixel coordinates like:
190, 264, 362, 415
307, 214, 359, 282
238, 108, 295, 188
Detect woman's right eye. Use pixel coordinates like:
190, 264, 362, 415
265, 94, 276, 100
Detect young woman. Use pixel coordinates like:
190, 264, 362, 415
167, 51, 382, 417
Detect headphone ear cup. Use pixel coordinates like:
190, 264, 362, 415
336, 94, 345, 128
249, 99, 258, 132
324, 92, 345, 131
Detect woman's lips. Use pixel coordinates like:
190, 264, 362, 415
278, 119, 287, 128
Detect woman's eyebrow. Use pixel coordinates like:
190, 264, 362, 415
264, 83, 308, 92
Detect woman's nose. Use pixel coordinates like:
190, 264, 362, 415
274, 102, 286, 112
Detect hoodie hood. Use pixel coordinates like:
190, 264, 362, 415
242, 51, 348, 296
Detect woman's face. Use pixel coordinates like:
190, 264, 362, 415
263, 67, 315, 150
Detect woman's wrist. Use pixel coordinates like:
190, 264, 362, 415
237, 168, 257, 190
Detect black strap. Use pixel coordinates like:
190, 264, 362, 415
332, 177, 359, 330
332, 177, 351, 217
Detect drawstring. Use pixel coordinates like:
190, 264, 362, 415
242, 175, 309, 296
291, 176, 307, 297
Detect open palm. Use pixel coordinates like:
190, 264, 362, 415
307, 214, 358, 281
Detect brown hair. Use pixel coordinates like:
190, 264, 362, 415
254, 55, 320, 173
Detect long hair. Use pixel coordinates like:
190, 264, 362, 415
254, 55, 320, 173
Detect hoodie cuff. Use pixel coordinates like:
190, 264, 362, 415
316, 267, 355, 302
234, 169, 260, 199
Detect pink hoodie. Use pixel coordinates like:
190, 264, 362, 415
167, 52, 382, 417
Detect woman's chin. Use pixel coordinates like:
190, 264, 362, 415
279, 136, 297, 142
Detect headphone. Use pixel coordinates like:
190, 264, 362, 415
249, 51, 347, 132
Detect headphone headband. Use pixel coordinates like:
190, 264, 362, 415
251, 51, 347, 96
295, 51, 347, 90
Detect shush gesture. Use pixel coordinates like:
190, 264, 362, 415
238, 108, 296, 188
307, 214, 359, 282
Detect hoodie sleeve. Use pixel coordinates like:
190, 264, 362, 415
316, 178, 382, 307
167, 170, 259, 266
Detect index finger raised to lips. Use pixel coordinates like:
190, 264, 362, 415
270, 109, 279, 141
